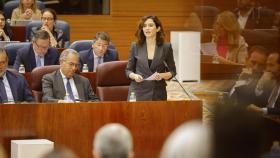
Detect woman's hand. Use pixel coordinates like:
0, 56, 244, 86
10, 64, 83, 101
154, 72, 163, 81
0, 29, 9, 41
41, 25, 51, 34
41, 26, 58, 47
0, 29, 4, 38
23, 9, 33, 19
129, 73, 143, 82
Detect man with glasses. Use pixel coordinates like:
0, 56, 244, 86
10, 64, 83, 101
0, 48, 33, 103
42, 49, 99, 102
14, 30, 59, 72
79, 32, 119, 72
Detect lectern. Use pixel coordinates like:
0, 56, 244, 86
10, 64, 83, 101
170, 31, 201, 82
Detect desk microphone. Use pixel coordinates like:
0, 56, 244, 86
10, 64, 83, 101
163, 61, 197, 100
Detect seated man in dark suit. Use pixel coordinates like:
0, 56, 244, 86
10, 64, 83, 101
79, 32, 119, 72
0, 48, 34, 103
234, 0, 273, 29
42, 49, 99, 102
13, 30, 60, 72
230, 46, 268, 106
247, 51, 280, 115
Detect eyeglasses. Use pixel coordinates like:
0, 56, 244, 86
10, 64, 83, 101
34, 41, 49, 50
41, 17, 54, 21
65, 61, 80, 68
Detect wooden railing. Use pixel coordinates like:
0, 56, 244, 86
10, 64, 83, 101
0, 100, 202, 158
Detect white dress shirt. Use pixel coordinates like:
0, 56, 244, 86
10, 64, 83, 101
2, 73, 14, 102
33, 47, 45, 67
60, 70, 79, 100
93, 50, 104, 72
237, 9, 253, 29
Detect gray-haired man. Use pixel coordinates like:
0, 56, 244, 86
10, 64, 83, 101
93, 123, 134, 158
42, 48, 99, 102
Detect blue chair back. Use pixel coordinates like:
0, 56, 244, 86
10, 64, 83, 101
26, 20, 70, 47
4, 0, 45, 19
69, 40, 116, 52
5, 42, 30, 66
69, 40, 93, 52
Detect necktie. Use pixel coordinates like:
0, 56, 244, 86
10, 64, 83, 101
94, 56, 102, 72
66, 79, 75, 101
97, 56, 102, 65
267, 84, 280, 108
0, 77, 8, 103
36, 56, 42, 67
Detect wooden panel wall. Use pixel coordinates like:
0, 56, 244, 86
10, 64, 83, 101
58, 0, 201, 60
58, 0, 279, 60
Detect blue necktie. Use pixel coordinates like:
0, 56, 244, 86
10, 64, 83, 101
66, 79, 75, 101
97, 56, 102, 65
0, 77, 8, 103
36, 56, 42, 67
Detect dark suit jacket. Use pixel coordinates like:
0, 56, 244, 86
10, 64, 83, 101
13, 43, 59, 72
234, 7, 274, 29
232, 74, 266, 106
125, 42, 176, 101
42, 70, 99, 102
79, 48, 119, 72
0, 70, 34, 103
259, 83, 280, 115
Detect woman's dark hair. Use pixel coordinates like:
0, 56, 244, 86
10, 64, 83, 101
41, 8, 57, 21
0, 10, 13, 40
135, 16, 165, 46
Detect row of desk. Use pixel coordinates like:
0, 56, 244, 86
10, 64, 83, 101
0, 100, 202, 158
7, 61, 280, 158
0, 61, 242, 157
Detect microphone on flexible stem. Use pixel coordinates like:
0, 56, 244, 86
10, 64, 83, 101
163, 61, 197, 100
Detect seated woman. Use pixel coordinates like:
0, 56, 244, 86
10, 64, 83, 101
212, 11, 248, 64
29, 8, 65, 48
0, 11, 12, 41
11, 0, 41, 21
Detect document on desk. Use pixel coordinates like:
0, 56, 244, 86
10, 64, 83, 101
201, 42, 217, 55
145, 72, 158, 80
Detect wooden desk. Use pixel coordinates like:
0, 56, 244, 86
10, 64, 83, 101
11, 26, 26, 42
0, 100, 202, 158
200, 55, 244, 80
201, 62, 243, 80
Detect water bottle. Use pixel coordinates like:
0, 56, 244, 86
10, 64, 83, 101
64, 93, 71, 101
19, 64, 25, 74
270, 141, 280, 157
82, 64, 89, 72
212, 54, 219, 64
129, 92, 136, 102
